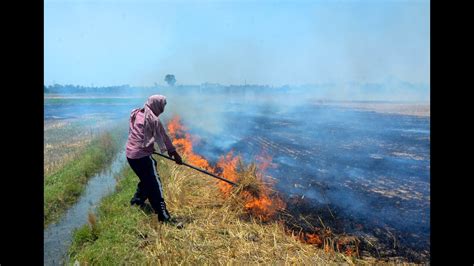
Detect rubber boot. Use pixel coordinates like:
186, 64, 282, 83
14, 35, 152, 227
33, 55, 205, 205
157, 201, 172, 222
130, 192, 145, 207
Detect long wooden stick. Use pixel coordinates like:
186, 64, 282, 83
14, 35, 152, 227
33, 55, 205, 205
153, 152, 239, 187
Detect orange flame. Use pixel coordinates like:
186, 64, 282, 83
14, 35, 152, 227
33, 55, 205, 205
306, 233, 322, 245
167, 116, 212, 171
287, 230, 323, 246
244, 193, 285, 222
216, 151, 239, 196
249, 151, 285, 221
216, 149, 286, 221
345, 248, 353, 256
336, 236, 358, 257
301, 232, 323, 246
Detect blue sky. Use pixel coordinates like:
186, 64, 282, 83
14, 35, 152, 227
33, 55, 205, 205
44, 0, 430, 86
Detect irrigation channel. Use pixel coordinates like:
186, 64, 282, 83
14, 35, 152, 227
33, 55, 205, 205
44, 151, 126, 265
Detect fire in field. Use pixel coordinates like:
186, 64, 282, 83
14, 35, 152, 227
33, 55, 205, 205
45, 87, 430, 263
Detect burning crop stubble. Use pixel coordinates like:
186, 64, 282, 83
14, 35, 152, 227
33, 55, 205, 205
167, 116, 286, 222
45, 87, 430, 263
165, 108, 429, 262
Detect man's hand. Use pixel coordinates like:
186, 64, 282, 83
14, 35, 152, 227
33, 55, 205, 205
168, 150, 183, 165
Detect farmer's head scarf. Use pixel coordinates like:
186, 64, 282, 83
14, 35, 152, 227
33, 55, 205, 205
142, 95, 167, 147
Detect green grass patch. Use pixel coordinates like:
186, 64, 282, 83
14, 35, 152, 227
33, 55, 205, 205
44, 131, 122, 227
68, 166, 151, 264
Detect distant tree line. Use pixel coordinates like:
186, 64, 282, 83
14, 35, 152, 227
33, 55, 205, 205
43, 83, 285, 95
44, 81, 428, 101
44, 84, 132, 94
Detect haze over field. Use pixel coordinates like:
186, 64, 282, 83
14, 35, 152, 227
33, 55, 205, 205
45, 0, 430, 95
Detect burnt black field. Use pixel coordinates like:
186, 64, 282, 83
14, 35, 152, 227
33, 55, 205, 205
45, 89, 430, 262
191, 100, 430, 262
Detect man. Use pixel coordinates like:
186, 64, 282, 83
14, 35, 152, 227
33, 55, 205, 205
126, 94, 183, 222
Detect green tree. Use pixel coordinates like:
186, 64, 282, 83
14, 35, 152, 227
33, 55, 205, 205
164, 74, 176, 86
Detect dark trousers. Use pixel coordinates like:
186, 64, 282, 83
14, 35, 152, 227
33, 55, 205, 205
127, 155, 170, 220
